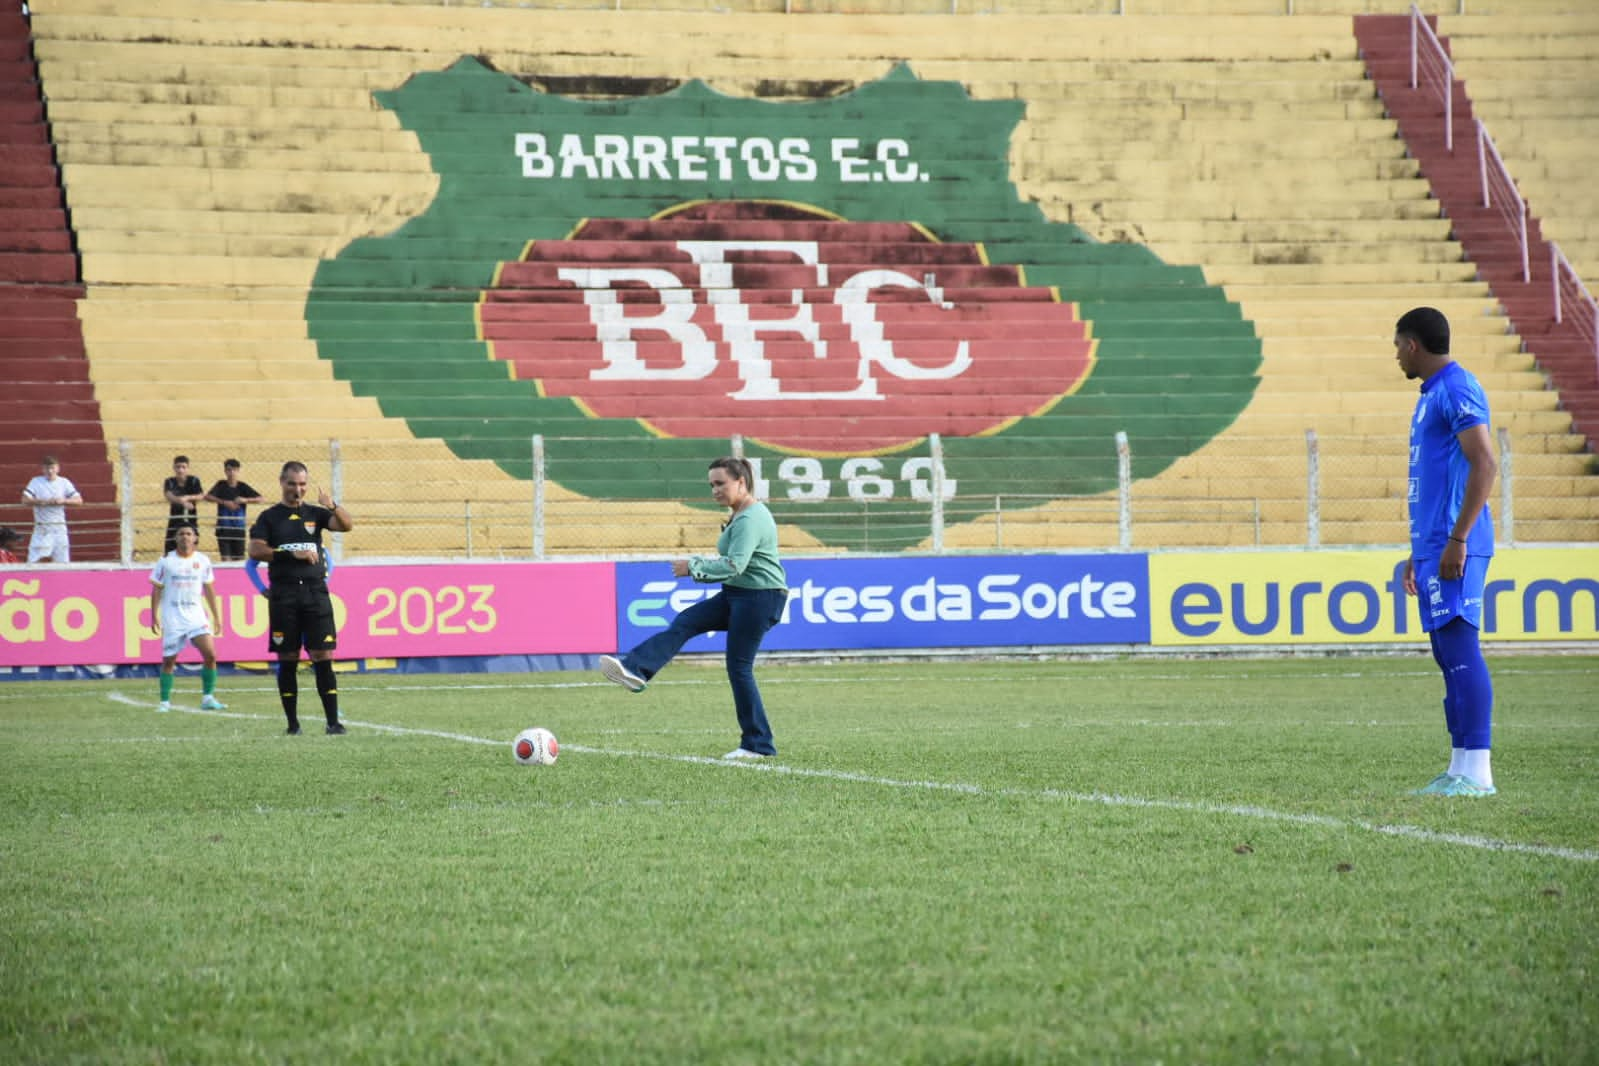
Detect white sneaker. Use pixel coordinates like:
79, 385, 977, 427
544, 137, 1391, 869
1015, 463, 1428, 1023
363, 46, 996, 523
598, 655, 647, 693
200, 695, 227, 710
156, 701, 171, 713
723, 748, 772, 760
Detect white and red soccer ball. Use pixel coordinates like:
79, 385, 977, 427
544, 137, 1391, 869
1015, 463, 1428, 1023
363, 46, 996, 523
512, 727, 559, 766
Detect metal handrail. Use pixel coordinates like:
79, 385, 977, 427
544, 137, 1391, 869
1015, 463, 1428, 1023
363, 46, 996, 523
1407, 7, 1590, 348
1550, 242, 1599, 372
1476, 120, 1530, 283
1409, 4, 1455, 152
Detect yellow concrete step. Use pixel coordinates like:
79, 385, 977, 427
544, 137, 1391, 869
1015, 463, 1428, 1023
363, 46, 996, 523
968, 58, 1372, 89
1254, 371, 1549, 394
1443, 34, 1599, 61
1244, 303, 1511, 331
1229, 409, 1573, 435
1022, 117, 1405, 147
46, 99, 411, 132
58, 142, 424, 175
1205, 263, 1484, 286
99, 396, 386, 421
83, 320, 306, 344
50, 122, 416, 154
1223, 281, 1492, 302
107, 418, 418, 440
78, 231, 355, 260
69, 206, 394, 238
1256, 334, 1525, 357
1040, 197, 1443, 225
82, 252, 316, 288
1020, 157, 1422, 187
39, 56, 419, 91
28, 7, 1366, 62
1511, 497, 1599, 521
1440, 12, 1599, 35
38, 79, 378, 110
92, 359, 337, 384
31, 36, 428, 73
1264, 391, 1559, 415
1152, 239, 1458, 266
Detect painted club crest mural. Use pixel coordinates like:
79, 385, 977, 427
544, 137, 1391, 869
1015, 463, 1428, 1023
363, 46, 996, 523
306, 58, 1261, 549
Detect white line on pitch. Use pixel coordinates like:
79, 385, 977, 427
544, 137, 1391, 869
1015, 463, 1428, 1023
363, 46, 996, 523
103, 662, 1593, 700
107, 692, 1599, 864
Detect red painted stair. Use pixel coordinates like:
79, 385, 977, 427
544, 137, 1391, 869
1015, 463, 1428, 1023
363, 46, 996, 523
0, 3, 117, 561
1355, 12, 1598, 446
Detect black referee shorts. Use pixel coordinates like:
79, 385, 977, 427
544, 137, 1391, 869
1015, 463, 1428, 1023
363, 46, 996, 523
268, 579, 338, 656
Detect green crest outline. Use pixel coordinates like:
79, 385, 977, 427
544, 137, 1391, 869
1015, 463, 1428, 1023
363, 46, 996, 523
306, 58, 1261, 550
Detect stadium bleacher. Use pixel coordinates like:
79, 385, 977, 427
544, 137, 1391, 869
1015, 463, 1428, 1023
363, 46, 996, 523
13, 0, 1598, 557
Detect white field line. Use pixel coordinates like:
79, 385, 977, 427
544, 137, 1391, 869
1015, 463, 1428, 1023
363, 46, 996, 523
82, 662, 1593, 699
108, 692, 1599, 864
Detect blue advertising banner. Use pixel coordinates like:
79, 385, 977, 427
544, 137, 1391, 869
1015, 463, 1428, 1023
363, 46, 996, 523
616, 554, 1151, 653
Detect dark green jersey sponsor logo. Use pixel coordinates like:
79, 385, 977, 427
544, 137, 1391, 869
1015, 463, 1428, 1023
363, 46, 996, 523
307, 59, 1260, 549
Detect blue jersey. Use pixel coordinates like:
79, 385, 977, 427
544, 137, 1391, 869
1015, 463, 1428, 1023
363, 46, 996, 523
1408, 362, 1493, 560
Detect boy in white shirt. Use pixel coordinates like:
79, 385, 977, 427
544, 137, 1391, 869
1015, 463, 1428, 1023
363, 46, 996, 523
148, 525, 226, 712
21, 455, 83, 563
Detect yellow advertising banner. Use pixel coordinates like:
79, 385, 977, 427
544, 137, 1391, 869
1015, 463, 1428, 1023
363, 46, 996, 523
1149, 548, 1599, 646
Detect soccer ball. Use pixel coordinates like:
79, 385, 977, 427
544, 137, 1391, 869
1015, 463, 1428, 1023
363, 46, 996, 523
512, 727, 559, 766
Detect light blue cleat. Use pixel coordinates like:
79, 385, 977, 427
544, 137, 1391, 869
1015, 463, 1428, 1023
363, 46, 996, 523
200, 695, 228, 710
1436, 775, 1497, 797
1411, 772, 1456, 795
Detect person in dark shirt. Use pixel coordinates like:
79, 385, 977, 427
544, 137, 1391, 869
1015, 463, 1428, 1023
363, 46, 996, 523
162, 455, 204, 555
248, 460, 354, 736
204, 458, 264, 562
0, 525, 22, 564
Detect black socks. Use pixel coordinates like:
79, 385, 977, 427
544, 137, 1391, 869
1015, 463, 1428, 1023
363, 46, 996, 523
278, 658, 299, 732
313, 658, 339, 726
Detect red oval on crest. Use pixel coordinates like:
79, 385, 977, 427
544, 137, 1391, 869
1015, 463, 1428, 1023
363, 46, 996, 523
481, 203, 1095, 453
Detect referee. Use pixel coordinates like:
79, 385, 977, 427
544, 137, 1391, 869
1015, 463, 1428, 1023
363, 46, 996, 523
249, 461, 354, 735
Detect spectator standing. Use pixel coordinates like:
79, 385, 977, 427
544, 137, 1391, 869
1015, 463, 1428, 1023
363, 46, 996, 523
21, 455, 82, 563
163, 455, 205, 555
204, 458, 264, 562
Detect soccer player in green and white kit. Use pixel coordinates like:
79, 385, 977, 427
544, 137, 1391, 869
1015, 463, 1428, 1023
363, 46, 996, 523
149, 525, 227, 712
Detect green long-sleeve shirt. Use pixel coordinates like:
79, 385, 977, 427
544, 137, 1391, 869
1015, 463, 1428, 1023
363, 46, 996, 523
687, 502, 787, 589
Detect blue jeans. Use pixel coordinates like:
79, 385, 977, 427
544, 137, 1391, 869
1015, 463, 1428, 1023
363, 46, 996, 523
623, 585, 789, 756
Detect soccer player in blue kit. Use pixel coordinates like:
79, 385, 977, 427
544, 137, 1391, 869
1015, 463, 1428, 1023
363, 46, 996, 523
1394, 307, 1500, 797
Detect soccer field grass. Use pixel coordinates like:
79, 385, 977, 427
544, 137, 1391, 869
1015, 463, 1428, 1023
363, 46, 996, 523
4, 655, 1596, 1064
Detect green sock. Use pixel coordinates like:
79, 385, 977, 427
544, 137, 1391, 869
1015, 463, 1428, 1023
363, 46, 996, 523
201, 667, 217, 696
160, 673, 174, 701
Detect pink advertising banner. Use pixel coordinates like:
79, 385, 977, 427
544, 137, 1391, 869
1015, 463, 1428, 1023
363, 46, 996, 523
0, 562, 615, 667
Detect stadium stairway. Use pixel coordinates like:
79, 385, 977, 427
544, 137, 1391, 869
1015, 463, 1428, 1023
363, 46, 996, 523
0, 2, 115, 560
1441, 10, 1599, 285
1356, 12, 1599, 448
23, 0, 1599, 554
1436, 10, 1599, 439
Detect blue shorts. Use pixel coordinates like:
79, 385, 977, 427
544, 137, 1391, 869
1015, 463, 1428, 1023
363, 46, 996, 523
1413, 554, 1491, 633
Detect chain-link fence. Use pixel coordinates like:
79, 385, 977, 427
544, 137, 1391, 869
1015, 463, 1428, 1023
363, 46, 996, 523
7, 430, 1581, 567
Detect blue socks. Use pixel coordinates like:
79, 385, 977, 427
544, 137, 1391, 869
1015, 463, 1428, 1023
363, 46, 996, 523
1429, 617, 1493, 751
